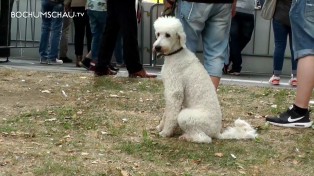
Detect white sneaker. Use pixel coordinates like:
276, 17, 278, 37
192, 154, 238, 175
48, 59, 63, 65
289, 77, 297, 87
269, 75, 280, 85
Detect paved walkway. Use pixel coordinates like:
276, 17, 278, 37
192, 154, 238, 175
0, 57, 296, 89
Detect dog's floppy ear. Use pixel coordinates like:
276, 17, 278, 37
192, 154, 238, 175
177, 30, 186, 48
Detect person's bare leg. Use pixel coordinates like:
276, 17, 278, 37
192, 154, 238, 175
210, 76, 220, 90
294, 56, 314, 108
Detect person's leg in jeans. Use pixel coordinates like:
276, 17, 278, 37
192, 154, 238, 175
86, 10, 106, 68
269, 20, 296, 85
48, 3, 63, 62
39, 1, 52, 62
177, 1, 231, 89
176, 0, 201, 53
272, 20, 289, 77
202, 4, 232, 88
86, 9, 119, 72
88, 10, 122, 69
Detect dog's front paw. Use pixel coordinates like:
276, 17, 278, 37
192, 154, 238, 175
159, 130, 172, 137
156, 125, 163, 132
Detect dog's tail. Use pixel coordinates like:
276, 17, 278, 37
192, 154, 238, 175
218, 118, 258, 140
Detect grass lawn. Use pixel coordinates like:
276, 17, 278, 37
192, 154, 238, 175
0, 69, 313, 176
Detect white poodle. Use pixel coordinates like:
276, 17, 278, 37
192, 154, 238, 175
153, 16, 257, 143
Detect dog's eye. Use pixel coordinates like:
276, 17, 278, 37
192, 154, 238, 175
165, 33, 171, 38
157, 33, 160, 37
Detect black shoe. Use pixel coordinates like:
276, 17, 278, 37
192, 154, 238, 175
116, 63, 126, 68
266, 106, 313, 128
80, 57, 91, 70
228, 69, 240, 76
222, 64, 229, 74
94, 67, 117, 77
129, 69, 157, 78
59, 57, 73, 63
109, 64, 119, 72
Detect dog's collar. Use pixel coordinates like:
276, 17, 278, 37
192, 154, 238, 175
157, 47, 183, 58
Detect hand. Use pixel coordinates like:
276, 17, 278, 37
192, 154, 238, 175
156, 124, 163, 132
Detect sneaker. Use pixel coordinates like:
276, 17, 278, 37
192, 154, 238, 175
269, 75, 280, 85
89, 62, 96, 72
80, 57, 91, 70
109, 64, 119, 72
228, 69, 240, 76
289, 77, 297, 87
59, 57, 73, 63
266, 106, 313, 128
116, 63, 126, 68
48, 59, 63, 65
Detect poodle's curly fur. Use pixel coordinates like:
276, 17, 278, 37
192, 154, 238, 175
153, 17, 257, 143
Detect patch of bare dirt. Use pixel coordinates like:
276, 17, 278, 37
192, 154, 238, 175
0, 68, 313, 176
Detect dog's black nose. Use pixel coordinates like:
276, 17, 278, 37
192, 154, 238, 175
155, 45, 162, 52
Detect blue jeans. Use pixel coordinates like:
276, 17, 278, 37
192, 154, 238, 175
177, 1, 232, 77
289, 0, 314, 59
229, 12, 254, 72
87, 10, 123, 63
272, 19, 297, 76
87, 10, 106, 62
39, 0, 63, 61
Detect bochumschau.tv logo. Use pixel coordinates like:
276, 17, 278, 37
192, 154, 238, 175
11, 11, 84, 18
